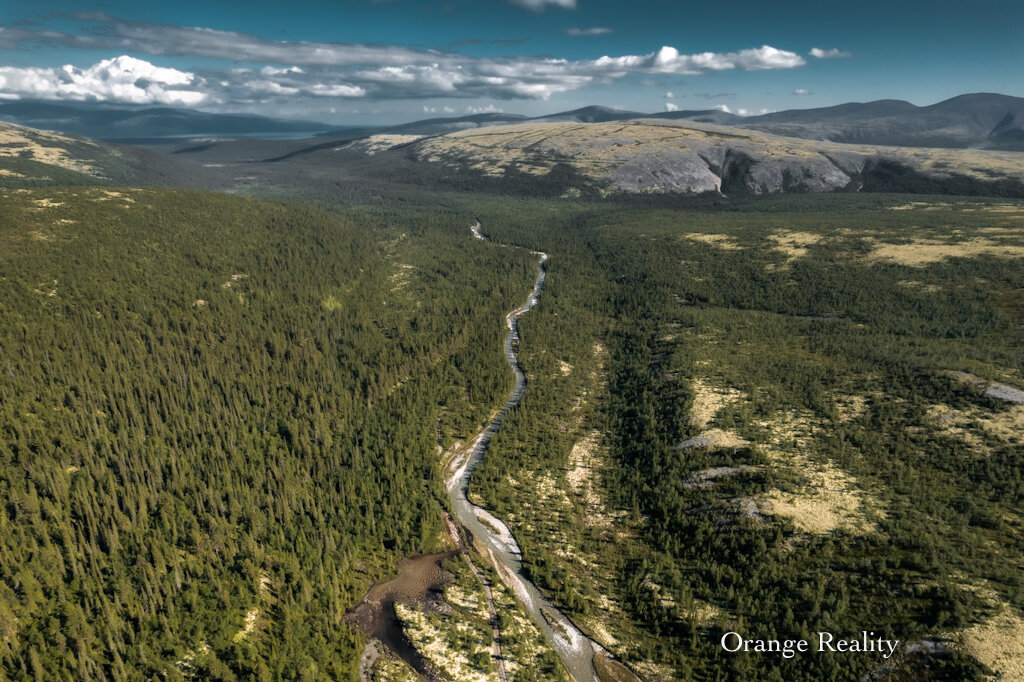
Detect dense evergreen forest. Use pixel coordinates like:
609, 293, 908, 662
0, 187, 537, 679
3, 173, 1023, 681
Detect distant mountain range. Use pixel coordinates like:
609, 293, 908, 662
2, 93, 1022, 151
309, 94, 1024, 151
741, 93, 1024, 150
0, 101, 330, 141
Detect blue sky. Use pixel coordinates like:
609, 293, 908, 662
1, 0, 1021, 124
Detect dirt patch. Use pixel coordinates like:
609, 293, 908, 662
631, 660, 679, 682
689, 599, 725, 626
565, 431, 623, 530
834, 393, 869, 422
566, 431, 602, 506
689, 379, 744, 429
389, 263, 415, 293
762, 453, 881, 534
221, 273, 248, 289
396, 602, 494, 682
682, 233, 742, 251
752, 410, 883, 534
865, 237, 1024, 266
888, 201, 955, 211
95, 190, 135, 202
675, 428, 749, 451
768, 230, 822, 261
0, 124, 99, 174
685, 465, 756, 489
956, 607, 1024, 681
232, 608, 260, 643
927, 402, 1024, 446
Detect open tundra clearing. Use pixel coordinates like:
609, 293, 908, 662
957, 607, 1024, 681
0, 123, 100, 174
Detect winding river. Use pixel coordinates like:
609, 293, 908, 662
445, 222, 601, 682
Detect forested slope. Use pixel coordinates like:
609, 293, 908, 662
0, 187, 536, 679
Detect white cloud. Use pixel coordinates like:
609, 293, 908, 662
665, 90, 675, 98
443, 106, 455, 113
591, 45, 804, 75
809, 47, 851, 59
793, 88, 811, 95
243, 79, 300, 96
1, 16, 810, 108
509, 0, 576, 11
0, 55, 205, 105
423, 105, 436, 113
716, 104, 732, 113
566, 27, 613, 36
260, 66, 304, 76
665, 102, 679, 112
308, 84, 365, 97
466, 104, 504, 113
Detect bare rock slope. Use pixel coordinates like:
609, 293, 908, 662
408, 119, 1024, 196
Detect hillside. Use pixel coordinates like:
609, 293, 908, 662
0, 122, 217, 189
397, 118, 1024, 196
0, 101, 329, 142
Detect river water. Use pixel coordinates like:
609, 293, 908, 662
446, 222, 600, 682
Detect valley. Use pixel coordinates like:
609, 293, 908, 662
1, 97, 1024, 681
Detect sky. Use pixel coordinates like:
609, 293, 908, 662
0, 0, 1022, 125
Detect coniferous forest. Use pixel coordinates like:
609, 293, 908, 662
2, 175, 1024, 681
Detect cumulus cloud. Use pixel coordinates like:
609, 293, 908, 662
591, 45, 804, 75
793, 88, 811, 95
466, 104, 504, 113
566, 27, 613, 36
0, 16, 811, 108
714, 105, 769, 117
809, 47, 850, 59
508, 0, 576, 11
665, 102, 679, 112
0, 55, 205, 105
664, 90, 675, 98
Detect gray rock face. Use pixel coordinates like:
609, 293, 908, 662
608, 149, 721, 193
744, 156, 852, 194
410, 118, 1024, 197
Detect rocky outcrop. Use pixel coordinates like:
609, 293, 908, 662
408, 118, 1024, 197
